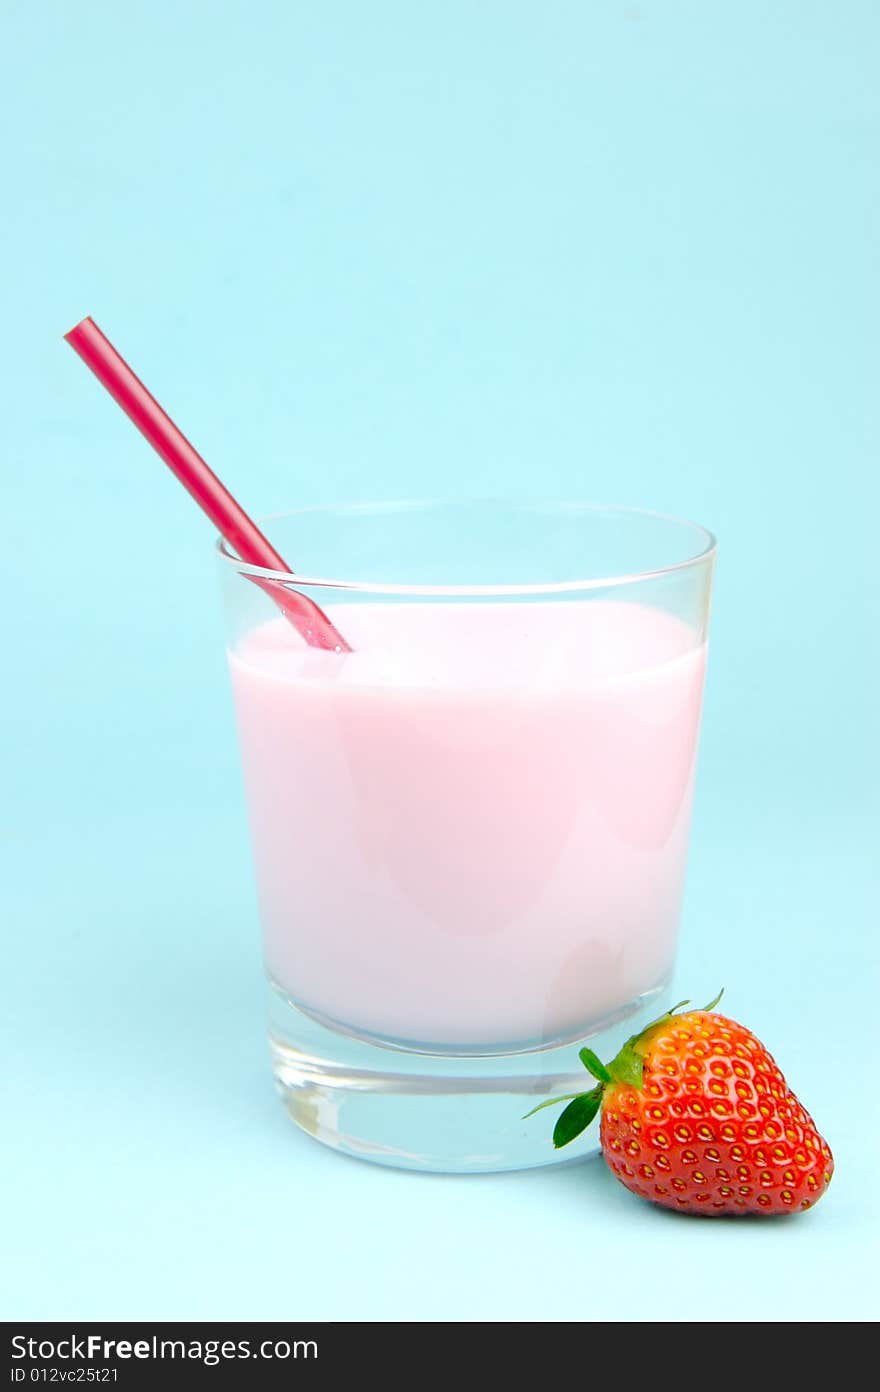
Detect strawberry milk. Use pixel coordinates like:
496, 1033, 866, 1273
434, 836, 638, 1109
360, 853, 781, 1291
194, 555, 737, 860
228, 600, 707, 1049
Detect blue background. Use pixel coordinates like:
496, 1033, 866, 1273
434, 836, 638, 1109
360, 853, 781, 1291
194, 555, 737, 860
2, 1, 877, 1321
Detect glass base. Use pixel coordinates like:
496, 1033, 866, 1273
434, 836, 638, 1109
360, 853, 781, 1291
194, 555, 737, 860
268, 976, 674, 1173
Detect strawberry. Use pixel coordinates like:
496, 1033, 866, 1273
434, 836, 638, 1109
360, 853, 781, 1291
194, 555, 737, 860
528, 994, 833, 1215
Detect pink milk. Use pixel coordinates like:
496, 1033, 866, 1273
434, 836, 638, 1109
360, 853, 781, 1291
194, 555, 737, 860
228, 600, 707, 1049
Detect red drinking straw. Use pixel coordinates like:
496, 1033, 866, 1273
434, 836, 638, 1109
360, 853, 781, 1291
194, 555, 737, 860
64, 316, 351, 653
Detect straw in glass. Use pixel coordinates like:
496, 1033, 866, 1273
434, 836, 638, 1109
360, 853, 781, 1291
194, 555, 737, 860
64, 316, 351, 653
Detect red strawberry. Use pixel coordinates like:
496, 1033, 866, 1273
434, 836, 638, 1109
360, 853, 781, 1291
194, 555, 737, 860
528, 994, 833, 1215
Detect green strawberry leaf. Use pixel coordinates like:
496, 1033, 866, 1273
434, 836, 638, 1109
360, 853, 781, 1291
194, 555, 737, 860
553, 1087, 603, 1148
665, 998, 692, 1017
579, 1047, 612, 1083
702, 988, 724, 1012
522, 1092, 589, 1120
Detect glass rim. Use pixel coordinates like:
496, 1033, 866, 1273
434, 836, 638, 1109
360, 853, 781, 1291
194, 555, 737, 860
216, 499, 717, 597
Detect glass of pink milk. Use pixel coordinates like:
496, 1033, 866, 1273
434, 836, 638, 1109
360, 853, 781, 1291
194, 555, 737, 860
218, 500, 715, 1172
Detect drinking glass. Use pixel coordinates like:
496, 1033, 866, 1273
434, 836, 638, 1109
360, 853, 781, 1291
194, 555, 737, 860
218, 501, 715, 1172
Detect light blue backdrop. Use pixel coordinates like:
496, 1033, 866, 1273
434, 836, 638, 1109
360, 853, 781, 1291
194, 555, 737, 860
2, 1, 877, 1321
